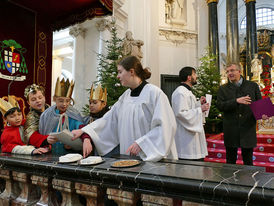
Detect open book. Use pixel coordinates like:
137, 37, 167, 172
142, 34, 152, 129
50, 129, 82, 151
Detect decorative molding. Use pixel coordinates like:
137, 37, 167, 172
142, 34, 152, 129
159, 28, 197, 45
37, 32, 47, 86
206, 0, 219, 4
95, 18, 113, 32
69, 26, 87, 38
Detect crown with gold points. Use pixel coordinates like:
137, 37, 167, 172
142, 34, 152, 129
90, 84, 107, 102
0, 95, 20, 117
54, 77, 75, 98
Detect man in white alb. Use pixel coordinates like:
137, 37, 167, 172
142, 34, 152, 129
172, 66, 209, 160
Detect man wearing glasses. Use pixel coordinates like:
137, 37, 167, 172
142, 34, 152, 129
217, 63, 261, 165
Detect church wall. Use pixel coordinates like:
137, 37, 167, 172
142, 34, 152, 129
118, 0, 207, 86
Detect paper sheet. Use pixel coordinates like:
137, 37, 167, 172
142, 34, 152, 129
50, 129, 82, 151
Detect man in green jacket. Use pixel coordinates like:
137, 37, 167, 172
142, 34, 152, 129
217, 63, 261, 165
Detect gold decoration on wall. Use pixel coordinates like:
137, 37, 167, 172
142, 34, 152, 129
244, 0, 256, 3
206, 0, 218, 4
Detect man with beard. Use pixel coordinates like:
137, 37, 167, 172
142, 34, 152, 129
172, 66, 209, 161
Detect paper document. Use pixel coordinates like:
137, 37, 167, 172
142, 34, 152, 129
249, 97, 274, 120
204, 94, 212, 117
50, 129, 82, 151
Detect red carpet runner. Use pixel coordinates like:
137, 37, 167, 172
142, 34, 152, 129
204, 133, 274, 173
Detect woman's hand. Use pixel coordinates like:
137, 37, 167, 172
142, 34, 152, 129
83, 138, 93, 158
47, 135, 57, 144
71, 129, 84, 140
126, 142, 141, 156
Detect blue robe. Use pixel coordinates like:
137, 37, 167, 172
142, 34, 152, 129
39, 105, 84, 155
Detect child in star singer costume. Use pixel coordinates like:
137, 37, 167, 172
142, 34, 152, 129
0, 96, 49, 155
80, 84, 119, 156
24, 84, 57, 148
39, 77, 93, 157
83, 84, 109, 124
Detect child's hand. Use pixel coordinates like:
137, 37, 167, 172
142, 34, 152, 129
83, 138, 93, 158
71, 129, 84, 141
64, 144, 72, 150
47, 135, 58, 144
33, 147, 49, 155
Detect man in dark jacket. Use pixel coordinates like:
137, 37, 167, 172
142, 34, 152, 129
217, 63, 261, 165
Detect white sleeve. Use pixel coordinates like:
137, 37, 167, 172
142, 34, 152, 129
81, 102, 120, 156
172, 91, 203, 133
12, 145, 35, 155
135, 92, 178, 161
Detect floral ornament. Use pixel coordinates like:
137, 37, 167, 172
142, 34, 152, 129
260, 84, 273, 99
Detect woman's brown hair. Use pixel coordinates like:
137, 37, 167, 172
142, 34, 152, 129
118, 56, 151, 81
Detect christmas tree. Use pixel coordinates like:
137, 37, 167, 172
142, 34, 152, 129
97, 22, 127, 106
82, 21, 126, 115
193, 48, 223, 133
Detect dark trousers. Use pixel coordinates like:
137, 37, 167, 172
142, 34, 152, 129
225, 147, 254, 165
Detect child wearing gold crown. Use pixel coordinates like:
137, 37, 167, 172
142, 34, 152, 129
39, 77, 92, 156
0, 96, 49, 155
83, 84, 109, 123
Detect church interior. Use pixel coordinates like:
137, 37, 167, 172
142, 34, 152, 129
0, 0, 273, 205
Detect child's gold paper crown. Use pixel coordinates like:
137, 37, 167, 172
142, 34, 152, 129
54, 77, 74, 98
0, 95, 20, 116
90, 84, 107, 102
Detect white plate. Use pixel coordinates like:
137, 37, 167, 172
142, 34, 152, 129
80, 156, 104, 165
59, 153, 83, 163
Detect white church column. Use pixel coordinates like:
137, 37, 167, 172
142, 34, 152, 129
69, 26, 87, 112
51, 56, 63, 104
70, 21, 101, 113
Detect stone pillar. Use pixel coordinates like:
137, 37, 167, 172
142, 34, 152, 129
0, 170, 20, 205
75, 183, 104, 206
206, 0, 220, 72
51, 55, 63, 103
226, 0, 239, 64
52, 178, 81, 206
31, 175, 58, 206
12, 172, 40, 206
107, 188, 139, 206
69, 25, 87, 112
244, 0, 257, 79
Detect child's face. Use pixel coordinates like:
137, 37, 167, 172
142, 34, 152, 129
54, 97, 71, 113
89, 99, 106, 114
5, 110, 23, 127
28, 90, 46, 112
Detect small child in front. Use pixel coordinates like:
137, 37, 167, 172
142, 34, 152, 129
0, 96, 49, 155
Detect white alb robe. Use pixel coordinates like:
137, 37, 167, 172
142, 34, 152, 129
171, 85, 208, 159
82, 84, 178, 162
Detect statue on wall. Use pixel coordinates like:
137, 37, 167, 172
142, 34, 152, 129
165, 0, 186, 26
122, 31, 144, 60
251, 53, 262, 82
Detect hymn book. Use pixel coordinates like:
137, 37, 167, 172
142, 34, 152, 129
50, 129, 82, 151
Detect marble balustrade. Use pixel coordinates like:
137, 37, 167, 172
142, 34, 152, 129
0, 153, 273, 206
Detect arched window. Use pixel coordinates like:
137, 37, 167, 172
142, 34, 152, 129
240, 7, 274, 29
